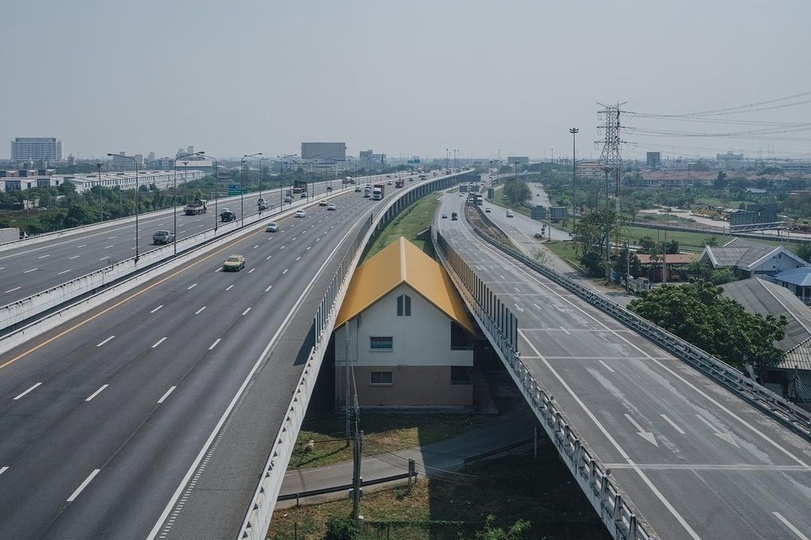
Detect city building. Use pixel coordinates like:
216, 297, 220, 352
717, 151, 745, 169
110, 152, 144, 170
333, 237, 476, 410
507, 156, 529, 165
359, 149, 386, 168
11, 137, 62, 163
301, 142, 346, 161
646, 152, 661, 169
0, 169, 205, 193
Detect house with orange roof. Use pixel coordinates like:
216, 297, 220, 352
333, 237, 476, 409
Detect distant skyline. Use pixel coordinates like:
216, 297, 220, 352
4, 0, 810, 162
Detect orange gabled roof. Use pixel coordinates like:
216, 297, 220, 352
334, 237, 476, 334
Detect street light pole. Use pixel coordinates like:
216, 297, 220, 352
174, 151, 204, 255
96, 162, 103, 223
107, 153, 140, 263
202, 154, 219, 232
569, 128, 579, 230
242, 152, 262, 222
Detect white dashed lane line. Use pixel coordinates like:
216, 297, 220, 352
208, 338, 221, 350
58, 269, 71, 275
38, 254, 50, 259
225, 284, 234, 291
85, 385, 108, 402
158, 386, 176, 404
248, 268, 255, 273
5, 287, 21, 294
265, 285, 272, 292
69, 255, 80, 260
151, 305, 164, 313
195, 306, 206, 315
97, 336, 115, 347
67, 469, 101, 502
283, 269, 289, 274
13, 382, 42, 400
242, 307, 251, 316
152, 337, 168, 348
23, 268, 37, 273
187, 283, 197, 290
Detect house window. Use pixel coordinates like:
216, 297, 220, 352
370, 336, 393, 350
397, 294, 412, 316
451, 366, 472, 385
370, 371, 393, 385
450, 321, 468, 350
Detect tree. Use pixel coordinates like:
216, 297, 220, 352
628, 281, 786, 370
475, 515, 531, 540
502, 180, 531, 206
796, 242, 811, 263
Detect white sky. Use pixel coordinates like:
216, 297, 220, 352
3, 0, 810, 162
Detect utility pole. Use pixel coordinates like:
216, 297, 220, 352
569, 128, 579, 230
597, 102, 626, 281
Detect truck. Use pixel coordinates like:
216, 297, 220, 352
394, 179, 404, 188
363, 185, 372, 198
372, 183, 384, 200
184, 198, 207, 215
292, 179, 307, 194
220, 208, 237, 222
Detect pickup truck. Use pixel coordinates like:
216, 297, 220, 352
152, 230, 175, 244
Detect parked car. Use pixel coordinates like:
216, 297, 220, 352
265, 222, 279, 232
222, 254, 245, 272
152, 230, 175, 245
295, 209, 306, 218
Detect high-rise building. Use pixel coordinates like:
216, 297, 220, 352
11, 137, 63, 162
646, 152, 661, 169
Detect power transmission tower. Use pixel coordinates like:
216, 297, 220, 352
597, 102, 626, 281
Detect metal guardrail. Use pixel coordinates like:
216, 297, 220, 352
434, 230, 650, 540
237, 172, 471, 540
276, 470, 417, 504
469, 223, 811, 441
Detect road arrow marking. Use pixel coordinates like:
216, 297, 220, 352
695, 414, 739, 447
513, 303, 525, 313
625, 414, 658, 447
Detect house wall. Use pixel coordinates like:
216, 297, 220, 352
751, 252, 808, 279
334, 283, 474, 407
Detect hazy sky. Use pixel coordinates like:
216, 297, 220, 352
4, 0, 810, 162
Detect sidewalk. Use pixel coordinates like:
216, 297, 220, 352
275, 409, 538, 509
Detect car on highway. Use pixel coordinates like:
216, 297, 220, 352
355, 185, 362, 192
283, 195, 292, 203
506, 210, 514, 218
300, 192, 308, 198
451, 212, 458, 221
319, 199, 328, 206
441, 213, 447, 219
485, 207, 491, 213
152, 230, 175, 245
327, 203, 337, 211
295, 209, 306, 218
265, 222, 279, 232
222, 254, 245, 272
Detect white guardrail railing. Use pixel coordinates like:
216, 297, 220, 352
434, 230, 652, 540
237, 172, 470, 540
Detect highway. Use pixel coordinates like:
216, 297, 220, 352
436, 193, 811, 539
0, 179, 359, 309
0, 184, 392, 539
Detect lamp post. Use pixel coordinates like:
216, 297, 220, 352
96, 162, 103, 223
242, 152, 262, 224
201, 154, 219, 232
602, 166, 613, 282
107, 153, 140, 263
446, 148, 449, 170
239, 152, 262, 217
569, 128, 579, 230
174, 151, 204, 255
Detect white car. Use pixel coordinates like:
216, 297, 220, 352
265, 222, 279, 232
295, 209, 306, 218
327, 203, 337, 211
506, 210, 514, 218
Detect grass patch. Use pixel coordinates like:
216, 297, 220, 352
290, 413, 500, 469
363, 194, 441, 262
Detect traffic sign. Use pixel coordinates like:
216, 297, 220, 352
227, 184, 240, 196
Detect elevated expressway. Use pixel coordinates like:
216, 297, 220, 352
434, 192, 811, 539
0, 172, 468, 539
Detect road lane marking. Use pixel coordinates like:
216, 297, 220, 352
0, 467, 7, 475
78, 244, 87, 248
242, 307, 251, 316
152, 337, 167, 348
69, 255, 80, 260
265, 285, 272, 292
598, 360, 614, 372
38, 254, 50, 259
307, 246, 311, 250
773, 512, 810, 540
625, 414, 658, 447
225, 284, 234, 291
208, 338, 221, 350
58, 269, 71, 275
295, 256, 300, 261
195, 306, 206, 315
104, 244, 114, 249
158, 386, 177, 403
99, 257, 109, 261
661, 414, 686, 434
23, 268, 37, 273
695, 414, 739, 447
85, 384, 109, 402
280, 245, 286, 249
559, 326, 570, 335
14, 382, 42, 400
519, 331, 699, 538
248, 268, 255, 273
97, 336, 115, 347
67, 469, 101, 502
4, 287, 21, 293
108, 236, 117, 239
282, 268, 288, 274
151, 305, 164, 313
266, 255, 272, 260
187, 283, 197, 290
